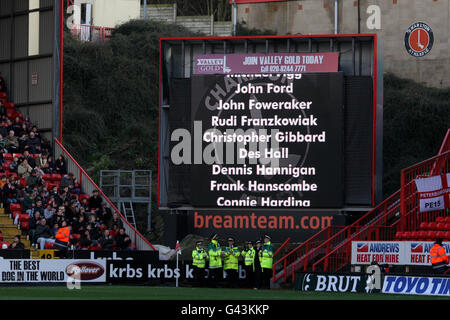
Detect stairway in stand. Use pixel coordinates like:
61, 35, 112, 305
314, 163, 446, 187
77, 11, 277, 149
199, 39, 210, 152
0, 207, 37, 256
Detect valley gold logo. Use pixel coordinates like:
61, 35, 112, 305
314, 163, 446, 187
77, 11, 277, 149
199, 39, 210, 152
404, 22, 434, 57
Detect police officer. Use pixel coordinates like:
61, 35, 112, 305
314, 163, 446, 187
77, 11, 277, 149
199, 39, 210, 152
208, 233, 224, 287
192, 240, 208, 287
253, 239, 263, 289
260, 234, 274, 289
223, 237, 240, 288
243, 241, 256, 288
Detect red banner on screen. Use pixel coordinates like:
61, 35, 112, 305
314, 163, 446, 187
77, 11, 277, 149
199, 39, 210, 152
195, 52, 339, 75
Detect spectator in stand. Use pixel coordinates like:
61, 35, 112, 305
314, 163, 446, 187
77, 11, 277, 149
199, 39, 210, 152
60, 173, 74, 190
6, 183, 18, 204
23, 116, 33, 132
19, 123, 29, 137
9, 156, 19, 173
30, 126, 41, 140
108, 212, 123, 230
25, 131, 41, 154
115, 228, 132, 251
0, 134, 6, 153
11, 117, 21, 136
4, 130, 18, 153
22, 150, 36, 168
40, 138, 52, 155
26, 170, 43, 188
0, 72, 6, 93
55, 155, 67, 175
44, 204, 55, 222
89, 189, 103, 210
98, 204, 112, 225
0, 101, 6, 119
50, 223, 59, 237
45, 155, 56, 174
35, 218, 53, 247
18, 159, 32, 179
9, 235, 24, 250
35, 152, 48, 170
0, 176, 7, 189
80, 229, 92, 249
18, 133, 27, 154
0, 124, 7, 144
99, 229, 114, 250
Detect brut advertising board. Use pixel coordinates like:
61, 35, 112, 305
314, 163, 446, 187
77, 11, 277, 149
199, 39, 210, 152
188, 72, 344, 209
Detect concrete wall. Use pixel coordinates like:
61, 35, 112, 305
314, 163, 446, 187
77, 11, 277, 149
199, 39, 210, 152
74, 0, 141, 28
141, 4, 233, 37
237, 0, 450, 88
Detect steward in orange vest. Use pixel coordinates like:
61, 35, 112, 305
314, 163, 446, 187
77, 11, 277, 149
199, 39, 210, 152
430, 238, 449, 274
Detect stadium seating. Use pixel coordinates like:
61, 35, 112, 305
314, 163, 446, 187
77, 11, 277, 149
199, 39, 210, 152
0, 90, 136, 252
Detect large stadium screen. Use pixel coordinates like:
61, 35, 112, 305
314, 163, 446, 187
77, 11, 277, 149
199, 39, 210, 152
175, 72, 345, 209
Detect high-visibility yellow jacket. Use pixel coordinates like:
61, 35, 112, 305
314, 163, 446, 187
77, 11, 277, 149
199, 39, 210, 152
208, 240, 222, 269
260, 241, 274, 269
192, 247, 208, 268
223, 245, 240, 270
244, 247, 256, 271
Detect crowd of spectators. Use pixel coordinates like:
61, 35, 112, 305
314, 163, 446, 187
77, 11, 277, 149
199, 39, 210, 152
0, 77, 134, 251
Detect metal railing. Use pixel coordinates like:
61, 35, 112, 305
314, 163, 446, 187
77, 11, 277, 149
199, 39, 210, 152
54, 139, 156, 251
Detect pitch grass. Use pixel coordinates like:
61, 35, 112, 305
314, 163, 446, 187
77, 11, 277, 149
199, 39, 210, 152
0, 286, 448, 300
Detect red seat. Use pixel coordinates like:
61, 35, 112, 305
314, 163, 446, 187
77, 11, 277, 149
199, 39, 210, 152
72, 233, 81, 241
444, 231, 450, 241
436, 223, 446, 231
425, 231, 435, 241
12, 153, 22, 159
428, 222, 438, 230
79, 194, 90, 202
3, 154, 13, 161
44, 242, 54, 249
42, 174, 52, 181
436, 217, 445, 223
6, 171, 17, 179
20, 221, 29, 231
444, 223, 450, 231
51, 173, 62, 181
445, 217, 450, 224
18, 214, 29, 222
9, 203, 22, 212
6, 109, 14, 118
410, 231, 420, 240
11, 211, 21, 219
4, 102, 14, 109
2, 163, 9, 171
0, 92, 6, 98
436, 231, 446, 239
418, 231, 428, 241
419, 222, 428, 230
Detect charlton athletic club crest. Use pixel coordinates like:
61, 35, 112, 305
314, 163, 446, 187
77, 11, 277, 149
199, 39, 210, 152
404, 22, 434, 57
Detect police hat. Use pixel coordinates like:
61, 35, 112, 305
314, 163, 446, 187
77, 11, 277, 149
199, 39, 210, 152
247, 241, 253, 245
256, 240, 262, 244
210, 233, 219, 240
227, 237, 234, 242
264, 234, 271, 240
196, 240, 203, 246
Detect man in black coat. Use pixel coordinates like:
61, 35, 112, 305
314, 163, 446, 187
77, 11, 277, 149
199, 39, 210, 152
9, 235, 25, 250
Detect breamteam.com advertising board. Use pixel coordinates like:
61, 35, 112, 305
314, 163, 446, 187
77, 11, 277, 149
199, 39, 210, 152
188, 210, 345, 241
187, 73, 344, 209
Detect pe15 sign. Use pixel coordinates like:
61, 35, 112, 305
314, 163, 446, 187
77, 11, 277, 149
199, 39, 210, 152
414, 174, 450, 213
